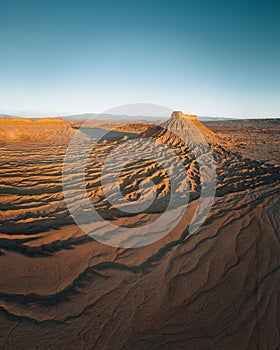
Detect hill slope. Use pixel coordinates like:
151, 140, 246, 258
0, 117, 74, 142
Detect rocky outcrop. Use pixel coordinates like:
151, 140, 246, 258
142, 111, 218, 149
0, 117, 74, 142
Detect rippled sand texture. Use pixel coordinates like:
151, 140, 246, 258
0, 114, 280, 349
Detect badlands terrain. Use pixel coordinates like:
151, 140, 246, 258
0, 113, 279, 349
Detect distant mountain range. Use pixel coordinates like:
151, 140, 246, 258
62, 113, 169, 122
198, 116, 235, 121
62, 113, 236, 122
0, 113, 277, 121
0, 114, 20, 118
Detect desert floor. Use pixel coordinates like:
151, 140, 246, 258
0, 114, 279, 350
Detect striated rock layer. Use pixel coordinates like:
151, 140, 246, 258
0, 117, 75, 142
0, 112, 279, 349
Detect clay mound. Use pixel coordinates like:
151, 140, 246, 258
0, 117, 74, 142
142, 111, 218, 148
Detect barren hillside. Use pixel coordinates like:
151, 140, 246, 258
0, 118, 74, 142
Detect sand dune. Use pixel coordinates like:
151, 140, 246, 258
0, 113, 279, 349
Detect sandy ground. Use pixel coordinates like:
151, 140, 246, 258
203, 119, 280, 164
0, 114, 279, 349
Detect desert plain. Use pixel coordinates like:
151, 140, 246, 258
0, 112, 279, 349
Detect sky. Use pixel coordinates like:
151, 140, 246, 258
0, 0, 279, 118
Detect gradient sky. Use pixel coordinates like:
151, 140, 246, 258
0, 0, 279, 118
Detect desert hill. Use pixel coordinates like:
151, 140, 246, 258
0, 117, 74, 142
142, 111, 217, 146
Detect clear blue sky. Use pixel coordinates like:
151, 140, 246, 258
0, 0, 279, 118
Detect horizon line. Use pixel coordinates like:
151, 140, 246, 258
0, 112, 279, 120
